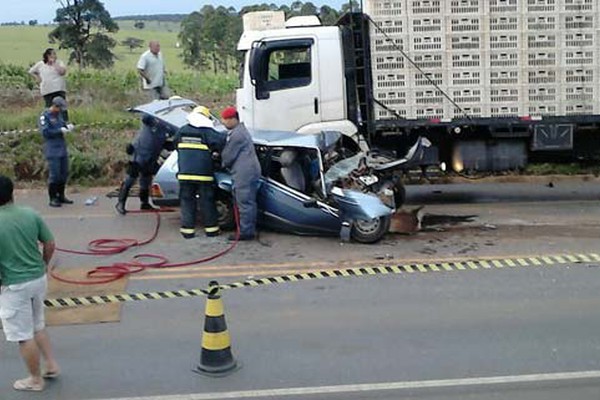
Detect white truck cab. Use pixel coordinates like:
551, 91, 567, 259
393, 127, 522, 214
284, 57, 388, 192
236, 12, 360, 142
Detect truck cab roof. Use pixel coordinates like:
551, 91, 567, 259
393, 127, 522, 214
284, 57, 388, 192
237, 26, 339, 51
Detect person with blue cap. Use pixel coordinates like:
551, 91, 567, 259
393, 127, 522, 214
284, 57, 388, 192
115, 114, 169, 215
38, 96, 74, 207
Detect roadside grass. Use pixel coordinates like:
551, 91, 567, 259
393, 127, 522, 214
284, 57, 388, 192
1, 126, 135, 186
0, 66, 237, 131
0, 24, 186, 72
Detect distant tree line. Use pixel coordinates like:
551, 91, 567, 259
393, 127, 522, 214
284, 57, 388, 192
113, 14, 188, 22
1, 20, 38, 26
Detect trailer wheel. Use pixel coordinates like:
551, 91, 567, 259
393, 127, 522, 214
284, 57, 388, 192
351, 215, 391, 244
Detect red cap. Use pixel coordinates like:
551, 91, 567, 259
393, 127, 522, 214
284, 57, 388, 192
221, 106, 238, 120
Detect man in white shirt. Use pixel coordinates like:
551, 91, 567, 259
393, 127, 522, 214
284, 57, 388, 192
137, 41, 169, 100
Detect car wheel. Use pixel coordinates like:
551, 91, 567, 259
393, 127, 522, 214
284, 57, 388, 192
216, 197, 235, 231
351, 215, 391, 244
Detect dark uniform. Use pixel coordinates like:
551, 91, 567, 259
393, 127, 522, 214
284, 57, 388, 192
221, 122, 261, 239
39, 108, 70, 207
174, 123, 226, 238
116, 114, 169, 214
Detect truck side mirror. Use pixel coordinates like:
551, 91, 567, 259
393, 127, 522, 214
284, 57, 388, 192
249, 42, 270, 99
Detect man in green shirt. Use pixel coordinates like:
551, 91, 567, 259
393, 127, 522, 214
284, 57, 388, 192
0, 175, 60, 392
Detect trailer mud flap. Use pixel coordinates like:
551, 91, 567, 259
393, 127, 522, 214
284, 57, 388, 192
532, 124, 574, 151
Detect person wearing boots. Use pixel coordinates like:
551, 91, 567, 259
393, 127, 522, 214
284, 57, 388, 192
115, 114, 169, 215
38, 96, 74, 208
220, 106, 261, 241
173, 107, 226, 239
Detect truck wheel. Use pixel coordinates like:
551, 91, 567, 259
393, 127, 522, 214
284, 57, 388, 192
393, 182, 406, 208
216, 197, 235, 231
351, 215, 391, 244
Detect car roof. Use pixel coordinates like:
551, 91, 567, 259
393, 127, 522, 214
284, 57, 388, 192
129, 97, 197, 130
130, 97, 341, 150
252, 129, 341, 150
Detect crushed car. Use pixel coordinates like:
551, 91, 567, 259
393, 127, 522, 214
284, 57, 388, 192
130, 98, 430, 243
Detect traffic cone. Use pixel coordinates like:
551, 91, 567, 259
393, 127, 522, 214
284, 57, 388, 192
195, 281, 239, 376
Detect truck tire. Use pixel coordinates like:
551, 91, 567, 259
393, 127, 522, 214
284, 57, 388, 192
351, 215, 391, 244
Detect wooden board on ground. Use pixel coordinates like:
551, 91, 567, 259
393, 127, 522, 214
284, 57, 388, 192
389, 207, 424, 234
46, 268, 129, 326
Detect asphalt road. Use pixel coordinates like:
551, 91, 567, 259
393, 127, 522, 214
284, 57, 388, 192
1, 181, 600, 399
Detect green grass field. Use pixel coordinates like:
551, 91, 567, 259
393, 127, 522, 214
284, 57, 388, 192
0, 22, 187, 72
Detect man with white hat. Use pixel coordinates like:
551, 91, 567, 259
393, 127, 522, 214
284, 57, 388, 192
173, 107, 226, 239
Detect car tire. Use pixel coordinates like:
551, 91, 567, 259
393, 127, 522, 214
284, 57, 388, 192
351, 215, 391, 244
216, 196, 235, 231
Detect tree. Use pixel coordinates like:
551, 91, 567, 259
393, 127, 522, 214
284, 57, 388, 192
178, 11, 204, 70
319, 6, 339, 26
121, 37, 144, 53
49, 0, 119, 69
28, 20, 38, 26
300, 2, 317, 16
134, 21, 145, 29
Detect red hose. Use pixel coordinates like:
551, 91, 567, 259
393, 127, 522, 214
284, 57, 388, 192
51, 206, 240, 285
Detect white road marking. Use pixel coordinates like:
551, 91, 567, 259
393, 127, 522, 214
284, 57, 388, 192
96, 370, 600, 400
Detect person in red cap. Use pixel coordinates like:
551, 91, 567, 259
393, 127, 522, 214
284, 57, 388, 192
220, 107, 261, 240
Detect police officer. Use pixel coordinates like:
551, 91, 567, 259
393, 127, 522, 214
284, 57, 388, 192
174, 107, 226, 239
115, 114, 169, 215
39, 96, 74, 208
220, 107, 261, 241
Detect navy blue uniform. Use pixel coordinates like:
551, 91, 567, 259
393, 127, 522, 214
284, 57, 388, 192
174, 124, 226, 238
39, 109, 69, 204
116, 115, 169, 213
221, 123, 261, 238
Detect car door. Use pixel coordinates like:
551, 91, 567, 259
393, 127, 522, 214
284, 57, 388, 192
248, 38, 321, 131
257, 178, 341, 236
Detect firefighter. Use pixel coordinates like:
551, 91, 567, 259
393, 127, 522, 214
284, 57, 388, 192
39, 96, 74, 208
220, 106, 261, 241
174, 107, 226, 239
115, 114, 169, 215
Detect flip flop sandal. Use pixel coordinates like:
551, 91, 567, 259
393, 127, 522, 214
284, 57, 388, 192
13, 378, 44, 392
43, 370, 61, 379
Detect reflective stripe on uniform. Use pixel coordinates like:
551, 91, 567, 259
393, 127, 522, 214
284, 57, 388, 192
180, 228, 195, 234
177, 143, 209, 150
177, 174, 214, 182
205, 226, 220, 233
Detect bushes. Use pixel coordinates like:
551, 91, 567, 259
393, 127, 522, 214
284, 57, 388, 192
0, 126, 135, 186
0, 64, 36, 90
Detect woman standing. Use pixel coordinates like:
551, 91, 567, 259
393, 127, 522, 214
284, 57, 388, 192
29, 48, 69, 121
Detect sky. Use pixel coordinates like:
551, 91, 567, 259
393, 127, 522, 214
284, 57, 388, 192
2, 0, 347, 24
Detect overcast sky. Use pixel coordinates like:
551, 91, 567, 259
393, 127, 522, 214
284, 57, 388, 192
3, 0, 346, 23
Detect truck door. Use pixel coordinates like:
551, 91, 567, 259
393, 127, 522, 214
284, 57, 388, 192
248, 38, 321, 131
